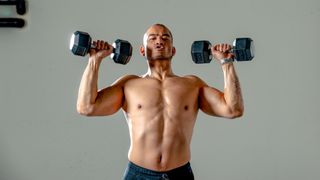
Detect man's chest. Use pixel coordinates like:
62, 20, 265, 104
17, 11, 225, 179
123, 78, 199, 108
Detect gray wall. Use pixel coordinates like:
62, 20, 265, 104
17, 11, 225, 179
1, 0, 319, 179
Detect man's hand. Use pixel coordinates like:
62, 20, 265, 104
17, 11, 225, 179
211, 44, 234, 61
89, 40, 114, 62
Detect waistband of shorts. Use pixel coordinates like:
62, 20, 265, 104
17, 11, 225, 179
127, 161, 191, 176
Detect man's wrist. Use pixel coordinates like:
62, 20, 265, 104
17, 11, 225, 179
220, 58, 234, 65
88, 57, 103, 70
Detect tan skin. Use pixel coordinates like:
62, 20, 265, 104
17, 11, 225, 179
77, 24, 244, 171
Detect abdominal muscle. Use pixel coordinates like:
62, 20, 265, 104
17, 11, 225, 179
125, 105, 196, 172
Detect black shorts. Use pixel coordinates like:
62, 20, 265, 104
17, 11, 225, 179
123, 161, 194, 180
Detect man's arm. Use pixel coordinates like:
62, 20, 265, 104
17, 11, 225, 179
76, 40, 126, 116
199, 44, 244, 119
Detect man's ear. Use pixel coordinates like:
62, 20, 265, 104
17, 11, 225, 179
140, 46, 145, 56
172, 46, 176, 56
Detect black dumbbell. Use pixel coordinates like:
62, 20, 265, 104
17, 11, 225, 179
69, 31, 132, 65
0, 0, 26, 15
191, 38, 255, 64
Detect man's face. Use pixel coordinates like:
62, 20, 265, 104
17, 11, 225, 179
141, 25, 175, 61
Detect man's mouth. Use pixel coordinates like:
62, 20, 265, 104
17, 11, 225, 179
155, 45, 164, 50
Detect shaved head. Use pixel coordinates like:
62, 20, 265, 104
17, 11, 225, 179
143, 24, 173, 46
140, 23, 176, 61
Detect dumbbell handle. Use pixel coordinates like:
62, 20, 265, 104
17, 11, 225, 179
207, 45, 235, 55
89, 43, 115, 53
210, 39, 254, 61
209, 41, 238, 52
89, 41, 124, 62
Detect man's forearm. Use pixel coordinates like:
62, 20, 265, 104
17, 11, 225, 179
77, 58, 102, 113
222, 63, 244, 116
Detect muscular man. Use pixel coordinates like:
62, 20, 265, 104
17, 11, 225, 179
77, 24, 244, 180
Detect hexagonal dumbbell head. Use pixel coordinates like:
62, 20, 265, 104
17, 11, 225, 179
233, 38, 255, 61
191, 40, 212, 64
70, 31, 92, 56
111, 39, 132, 65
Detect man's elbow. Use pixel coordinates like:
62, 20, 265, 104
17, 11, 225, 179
77, 104, 95, 116
231, 110, 244, 119
228, 107, 244, 119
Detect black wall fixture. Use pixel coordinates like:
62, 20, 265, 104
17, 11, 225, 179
0, 0, 27, 28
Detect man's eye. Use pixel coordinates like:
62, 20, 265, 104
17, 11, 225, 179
162, 36, 169, 41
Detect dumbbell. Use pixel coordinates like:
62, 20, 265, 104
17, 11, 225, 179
69, 31, 132, 65
191, 38, 255, 64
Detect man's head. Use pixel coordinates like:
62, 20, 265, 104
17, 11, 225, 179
140, 24, 176, 61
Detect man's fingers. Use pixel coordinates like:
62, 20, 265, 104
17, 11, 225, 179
226, 44, 232, 52
104, 42, 109, 50
220, 44, 224, 52
93, 40, 111, 50
214, 44, 232, 52
220, 44, 227, 52
213, 44, 220, 51
214, 44, 224, 52
103, 41, 111, 50
223, 44, 228, 52
95, 40, 99, 49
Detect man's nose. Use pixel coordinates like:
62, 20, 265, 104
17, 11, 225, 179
155, 37, 164, 45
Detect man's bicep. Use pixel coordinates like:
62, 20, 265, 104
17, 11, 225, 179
92, 84, 124, 116
90, 75, 136, 116
199, 86, 231, 117
94, 74, 140, 116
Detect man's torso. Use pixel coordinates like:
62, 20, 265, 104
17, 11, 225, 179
121, 75, 203, 171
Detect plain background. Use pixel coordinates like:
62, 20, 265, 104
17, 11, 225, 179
0, 0, 319, 179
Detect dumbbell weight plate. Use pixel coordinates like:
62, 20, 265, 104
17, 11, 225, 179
111, 39, 132, 65
70, 31, 92, 56
250, 39, 255, 59
69, 33, 76, 51
191, 40, 212, 64
232, 38, 254, 61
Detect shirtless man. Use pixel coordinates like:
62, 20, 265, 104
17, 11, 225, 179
76, 24, 244, 180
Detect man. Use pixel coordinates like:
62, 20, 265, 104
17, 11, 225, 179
77, 24, 244, 180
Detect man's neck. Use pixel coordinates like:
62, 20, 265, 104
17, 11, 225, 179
145, 59, 175, 80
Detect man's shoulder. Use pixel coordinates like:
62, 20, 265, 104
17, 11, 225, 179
111, 74, 140, 86
183, 74, 203, 81
121, 74, 141, 80
182, 75, 207, 86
